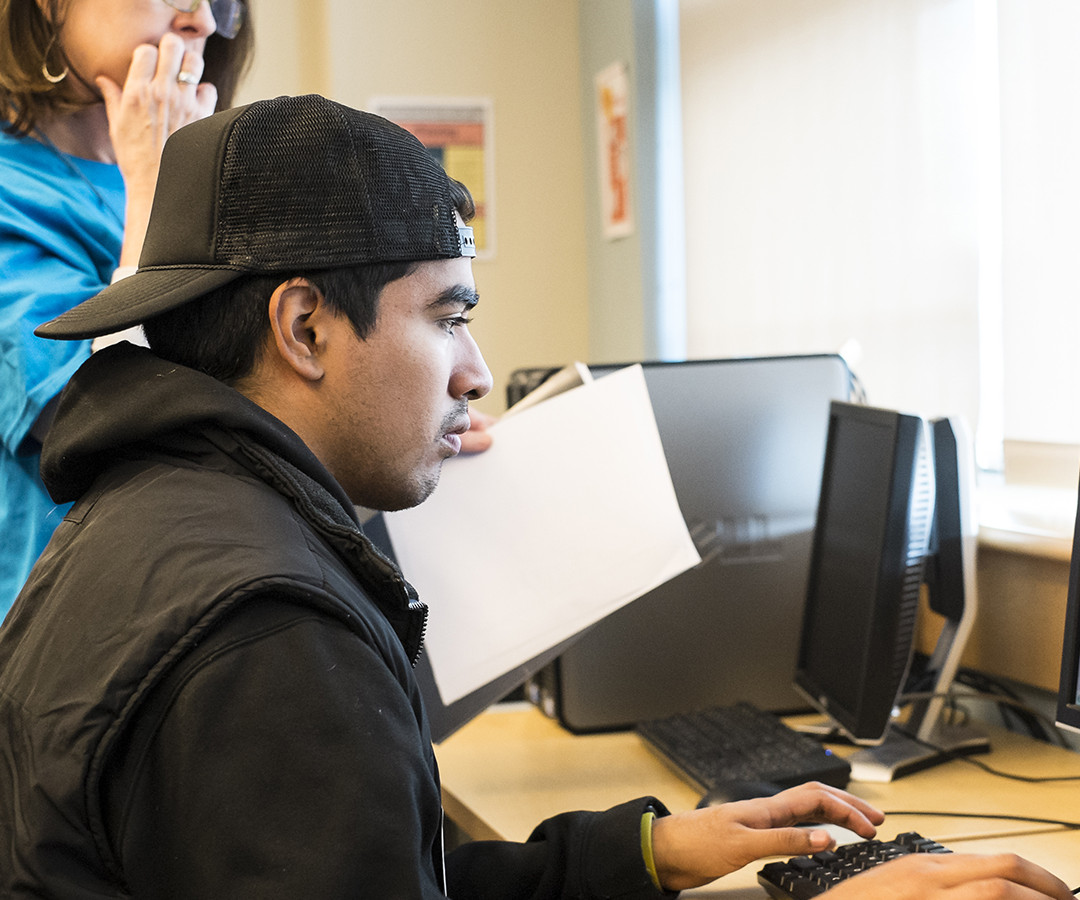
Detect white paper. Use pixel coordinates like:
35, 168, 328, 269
384, 364, 701, 705
501, 361, 593, 418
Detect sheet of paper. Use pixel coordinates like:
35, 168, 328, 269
501, 361, 593, 418
384, 364, 701, 705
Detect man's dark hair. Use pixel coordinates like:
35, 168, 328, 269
143, 262, 413, 384
143, 178, 476, 385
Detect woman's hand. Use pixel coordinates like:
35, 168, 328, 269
825, 851, 1074, 900
460, 408, 497, 454
650, 782, 883, 892
97, 33, 219, 267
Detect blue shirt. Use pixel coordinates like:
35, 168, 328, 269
0, 129, 124, 617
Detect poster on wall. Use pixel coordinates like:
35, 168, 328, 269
370, 97, 495, 259
595, 61, 634, 240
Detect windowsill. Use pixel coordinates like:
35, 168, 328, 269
977, 472, 1077, 562
978, 529, 1071, 561
980, 499, 1071, 561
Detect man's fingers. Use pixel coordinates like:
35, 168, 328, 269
831, 852, 1075, 900
754, 782, 885, 836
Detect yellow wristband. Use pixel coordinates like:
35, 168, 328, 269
640, 810, 662, 891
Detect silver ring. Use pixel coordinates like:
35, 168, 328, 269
177, 71, 199, 86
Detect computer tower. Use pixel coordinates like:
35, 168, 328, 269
510, 354, 856, 733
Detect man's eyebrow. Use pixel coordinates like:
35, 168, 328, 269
428, 284, 480, 311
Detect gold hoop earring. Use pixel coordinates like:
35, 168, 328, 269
41, 33, 68, 84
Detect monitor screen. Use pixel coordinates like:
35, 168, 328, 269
794, 401, 934, 744
1056, 475, 1080, 734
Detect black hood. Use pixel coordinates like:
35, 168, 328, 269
40, 342, 353, 518
38, 342, 427, 665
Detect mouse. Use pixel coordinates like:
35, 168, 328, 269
696, 779, 783, 808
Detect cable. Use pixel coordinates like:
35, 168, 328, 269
902, 664, 1057, 744
896, 687, 1072, 750
846, 368, 868, 404
955, 668, 1059, 744
901, 656, 1067, 746
880, 809, 1080, 830
882, 717, 1080, 784
951, 751, 1080, 784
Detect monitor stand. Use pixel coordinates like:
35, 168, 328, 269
846, 719, 990, 782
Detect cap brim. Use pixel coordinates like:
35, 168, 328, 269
35, 266, 246, 340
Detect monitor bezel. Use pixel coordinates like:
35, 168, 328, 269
1055, 479, 1080, 734
793, 401, 932, 744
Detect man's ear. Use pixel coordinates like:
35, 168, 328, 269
266, 278, 327, 382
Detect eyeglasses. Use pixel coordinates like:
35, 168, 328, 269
163, 0, 245, 40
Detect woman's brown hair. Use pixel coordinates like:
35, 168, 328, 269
0, 0, 254, 136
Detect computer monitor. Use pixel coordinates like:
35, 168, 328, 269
1055, 471, 1080, 734
794, 402, 989, 781
512, 354, 856, 732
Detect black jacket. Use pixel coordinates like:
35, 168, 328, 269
0, 344, 671, 899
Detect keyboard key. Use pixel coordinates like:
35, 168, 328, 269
757, 832, 953, 899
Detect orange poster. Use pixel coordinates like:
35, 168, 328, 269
595, 62, 634, 240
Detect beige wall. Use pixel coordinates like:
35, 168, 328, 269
237, 1, 1076, 726
233, 3, 322, 101
237, 0, 593, 414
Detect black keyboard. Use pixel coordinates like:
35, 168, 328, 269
635, 702, 851, 799
758, 831, 951, 898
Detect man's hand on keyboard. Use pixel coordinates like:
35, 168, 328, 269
650, 782, 883, 892
823, 852, 1073, 900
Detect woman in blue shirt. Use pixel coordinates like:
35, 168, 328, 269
0, 0, 253, 616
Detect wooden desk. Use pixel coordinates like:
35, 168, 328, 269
437, 704, 1080, 896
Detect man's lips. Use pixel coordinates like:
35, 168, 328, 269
441, 418, 470, 454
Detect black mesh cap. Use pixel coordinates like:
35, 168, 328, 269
36, 94, 476, 340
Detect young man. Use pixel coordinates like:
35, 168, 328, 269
0, 95, 1070, 899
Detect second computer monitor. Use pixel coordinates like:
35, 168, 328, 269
1056, 471, 1080, 735
794, 400, 934, 744
794, 401, 988, 781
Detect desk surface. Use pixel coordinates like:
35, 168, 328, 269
437, 703, 1080, 896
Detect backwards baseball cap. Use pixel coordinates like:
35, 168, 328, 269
36, 94, 476, 340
